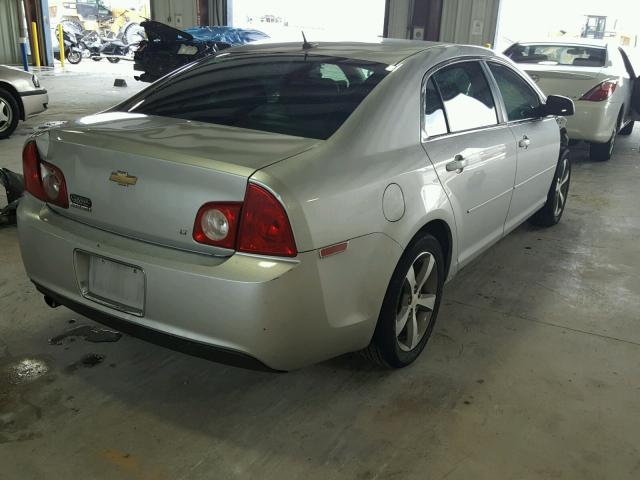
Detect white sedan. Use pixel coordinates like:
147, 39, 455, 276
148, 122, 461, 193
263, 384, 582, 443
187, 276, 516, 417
504, 41, 640, 161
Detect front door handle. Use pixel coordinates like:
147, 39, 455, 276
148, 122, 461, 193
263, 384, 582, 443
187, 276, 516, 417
519, 135, 531, 149
446, 154, 468, 173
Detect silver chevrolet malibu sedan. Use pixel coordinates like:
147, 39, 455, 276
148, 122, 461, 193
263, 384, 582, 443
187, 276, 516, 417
18, 40, 574, 370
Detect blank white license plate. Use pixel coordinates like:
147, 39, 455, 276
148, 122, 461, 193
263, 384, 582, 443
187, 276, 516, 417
88, 256, 145, 314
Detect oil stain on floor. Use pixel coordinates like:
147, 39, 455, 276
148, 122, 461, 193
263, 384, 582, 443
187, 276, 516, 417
49, 324, 122, 345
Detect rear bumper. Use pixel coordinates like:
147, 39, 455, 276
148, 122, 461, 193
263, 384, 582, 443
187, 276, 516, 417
565, 100, 621, 143
20, 90, 49, 118
34, 282, 278, 371
18, 195, 399, 370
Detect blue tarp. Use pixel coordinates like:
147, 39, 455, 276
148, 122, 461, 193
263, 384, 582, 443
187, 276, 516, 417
183, 26, 270, 45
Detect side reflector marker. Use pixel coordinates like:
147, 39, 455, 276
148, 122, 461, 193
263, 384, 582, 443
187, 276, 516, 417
319, 242, 349, 259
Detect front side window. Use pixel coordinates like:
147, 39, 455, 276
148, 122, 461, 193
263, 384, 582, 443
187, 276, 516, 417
432, 62, 498, 132
488, 63, 541, 121
123, 54, 390, 140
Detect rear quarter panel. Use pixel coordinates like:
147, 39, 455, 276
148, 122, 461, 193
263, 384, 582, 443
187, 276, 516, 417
253, 46, 460, 278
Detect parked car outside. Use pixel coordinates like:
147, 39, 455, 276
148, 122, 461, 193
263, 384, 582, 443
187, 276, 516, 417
0, 66, 48, 139
18, 41, 573, 370
75, 0, 112, 23
133, 21, 269, 82
504, 40, 640, 161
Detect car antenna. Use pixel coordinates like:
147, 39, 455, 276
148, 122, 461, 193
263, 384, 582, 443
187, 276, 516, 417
302, 31, 317, 50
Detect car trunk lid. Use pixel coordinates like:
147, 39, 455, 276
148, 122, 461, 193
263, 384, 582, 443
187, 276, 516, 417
37, 112, 319, 255
519, 64, 609, 100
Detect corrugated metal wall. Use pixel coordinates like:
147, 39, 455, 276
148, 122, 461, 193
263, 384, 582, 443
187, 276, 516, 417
0, 0, 21, 65
385, 0, 500, 46
439, 0, 500, 46
150, 0, 225, 27
386, 0, 413, 39
150, 0, 197, 28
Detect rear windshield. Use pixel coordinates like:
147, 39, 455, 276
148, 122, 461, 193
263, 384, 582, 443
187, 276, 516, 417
123, 53, 390, 139
505, 44, 606, 67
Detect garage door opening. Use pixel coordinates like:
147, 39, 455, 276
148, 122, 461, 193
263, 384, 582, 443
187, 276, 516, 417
495, 0, 640, 51
228, 0, 386, 42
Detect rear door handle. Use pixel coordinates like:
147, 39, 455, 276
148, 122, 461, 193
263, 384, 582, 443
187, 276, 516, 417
446, 154, 468, 173
519, 135, 531, 149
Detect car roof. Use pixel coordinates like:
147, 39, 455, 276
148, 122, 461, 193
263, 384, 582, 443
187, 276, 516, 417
227, 39, 474, 65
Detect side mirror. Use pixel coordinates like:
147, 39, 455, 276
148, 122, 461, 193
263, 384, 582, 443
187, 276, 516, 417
543, 95, 575, 116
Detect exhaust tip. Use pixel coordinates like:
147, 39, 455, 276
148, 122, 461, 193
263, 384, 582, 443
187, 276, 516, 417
44, 295, 60, 308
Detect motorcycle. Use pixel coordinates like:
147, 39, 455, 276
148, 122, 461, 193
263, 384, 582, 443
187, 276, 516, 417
81, 30, 139, 63
54, 27, 84, 64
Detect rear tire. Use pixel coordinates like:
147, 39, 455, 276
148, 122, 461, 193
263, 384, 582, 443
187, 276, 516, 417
107, 57, 120, 64
362, 234, 445, 368
589, 132, 615, 161
529, 150, 571, 227
619, 121, 634, 136
0, 88, 20, 140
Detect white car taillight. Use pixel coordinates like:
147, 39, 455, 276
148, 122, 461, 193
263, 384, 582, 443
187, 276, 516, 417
580, 80, 617, 101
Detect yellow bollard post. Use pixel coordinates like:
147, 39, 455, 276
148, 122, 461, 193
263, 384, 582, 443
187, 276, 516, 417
58, 24, 65, 67
31, 21, 41, 67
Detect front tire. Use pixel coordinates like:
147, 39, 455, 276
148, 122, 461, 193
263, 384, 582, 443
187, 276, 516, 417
66, 49, 82, 64
362, 234, 445, 368
0, 88, 20, 140
529, 150, 571, 227
107, 57, 120, 64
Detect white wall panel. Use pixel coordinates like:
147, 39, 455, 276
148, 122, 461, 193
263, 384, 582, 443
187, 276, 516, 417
151, 0, 197, 28
386, 0, 413, 39
439, 0, 500, 46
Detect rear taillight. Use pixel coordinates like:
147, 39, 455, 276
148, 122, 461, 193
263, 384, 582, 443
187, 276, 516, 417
193, 203, 242, 249
237, 183, 297, 257
580, 80, 617, 101
192, 183, 297, 257
22, 141, 69, 208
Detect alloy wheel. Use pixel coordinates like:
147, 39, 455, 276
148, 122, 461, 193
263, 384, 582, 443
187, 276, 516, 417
0, 98, 12, 133
396, 252, 439, 352
609, 130, 616, 156
68, 51, 82, 63
554, 157, 570, 217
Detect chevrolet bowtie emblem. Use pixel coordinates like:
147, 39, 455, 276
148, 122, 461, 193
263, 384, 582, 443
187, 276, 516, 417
109, 171, 138, 187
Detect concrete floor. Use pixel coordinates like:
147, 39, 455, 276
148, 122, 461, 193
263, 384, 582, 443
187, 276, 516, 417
1, 64, 640, 480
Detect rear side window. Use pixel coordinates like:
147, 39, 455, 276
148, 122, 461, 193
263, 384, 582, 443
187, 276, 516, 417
123, 54, 390, 140
488, 63, 541, 121
432, 62, 498, 132
505, 44, 606, 67
423, 78, 448, 136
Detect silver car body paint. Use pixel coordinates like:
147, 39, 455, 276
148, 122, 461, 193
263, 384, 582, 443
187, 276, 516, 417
18, 40, 562, 369
0, 65, 48, 118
